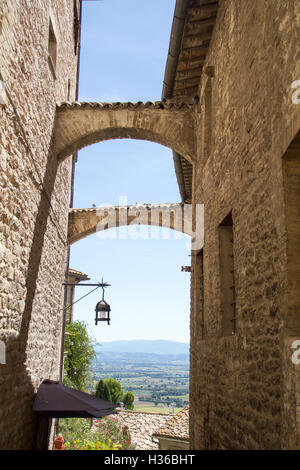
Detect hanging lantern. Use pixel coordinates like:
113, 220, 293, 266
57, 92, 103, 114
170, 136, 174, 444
95, 286, 111, 325
63, 277, 111, 326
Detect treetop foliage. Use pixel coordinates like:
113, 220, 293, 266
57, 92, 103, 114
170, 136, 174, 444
64, 320, 96, 391
95, 378, 135, 410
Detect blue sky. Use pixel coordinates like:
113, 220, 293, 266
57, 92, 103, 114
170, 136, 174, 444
70, 0, 191, 344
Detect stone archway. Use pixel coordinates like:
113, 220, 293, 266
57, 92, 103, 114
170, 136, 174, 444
68, 203, 193, 245
55, 100, 196, 163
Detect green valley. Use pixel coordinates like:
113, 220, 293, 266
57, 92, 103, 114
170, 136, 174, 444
91, 341, 189, 413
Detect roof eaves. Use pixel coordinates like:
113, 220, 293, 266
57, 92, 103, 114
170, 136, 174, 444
161, 0, 190, 203
152, 432, 189, 441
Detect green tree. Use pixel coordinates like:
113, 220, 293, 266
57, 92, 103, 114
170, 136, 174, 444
95, 378, 123, 405
64, 321, 96, 391
123, 391, 134, 410
95, 379, 112, 402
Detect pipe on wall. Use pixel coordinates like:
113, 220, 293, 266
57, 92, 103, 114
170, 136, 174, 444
161, 0, 189, 202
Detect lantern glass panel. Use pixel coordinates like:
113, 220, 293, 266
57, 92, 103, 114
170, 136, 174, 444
99, 310, 107, 320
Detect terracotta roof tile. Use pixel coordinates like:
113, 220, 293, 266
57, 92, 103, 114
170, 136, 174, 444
57, 100, 195, 111
69, 202, 183, 214
152, 406, 189, 441
68, 268, 89, 280
95, 410, 174, 450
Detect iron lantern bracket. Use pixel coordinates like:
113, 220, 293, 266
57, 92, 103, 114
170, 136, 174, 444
62, 280, 111, 326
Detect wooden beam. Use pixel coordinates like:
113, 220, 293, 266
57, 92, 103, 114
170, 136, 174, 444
187, 3, 219, 21
184, 17, 217, 35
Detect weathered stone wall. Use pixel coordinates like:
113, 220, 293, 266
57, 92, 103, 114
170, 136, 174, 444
190, 0, 300, 449
0, 0, 79, 449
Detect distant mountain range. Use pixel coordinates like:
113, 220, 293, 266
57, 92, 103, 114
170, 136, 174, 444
95, 340, 189, 355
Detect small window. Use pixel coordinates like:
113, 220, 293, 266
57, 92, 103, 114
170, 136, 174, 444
219, 212, 236, 336
282, 130, 300, 335
203, 78, 212, 162
0, 3, 9, 38
195, 249, 205, 340
48, 18, 57, 78
67, 78, 71, 101
0, 79, 7, 106
73, 0, 80, 55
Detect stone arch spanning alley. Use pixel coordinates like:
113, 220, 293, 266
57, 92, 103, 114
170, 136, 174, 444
56, 99, 197, 245
55, 100, 196, 163
68, 203, 193, 245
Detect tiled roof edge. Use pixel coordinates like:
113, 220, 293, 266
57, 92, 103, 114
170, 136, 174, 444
57, 100, 195, 111
152, 432, 189, 441
69, 202, 184, 214
113, 410, 175, 417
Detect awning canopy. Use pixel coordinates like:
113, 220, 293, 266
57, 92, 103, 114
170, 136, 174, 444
33, 379, 117, 418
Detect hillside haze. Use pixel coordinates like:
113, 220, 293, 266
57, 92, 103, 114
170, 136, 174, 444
95, 339, 189, 355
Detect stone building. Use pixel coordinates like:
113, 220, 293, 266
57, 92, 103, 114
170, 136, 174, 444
65, 268, 90, 324
64, 0, 299, 449
152, 406, 189, 450
0, 0, 81, 450
161, 0, 300, 450
95, 410, 174, 450
0, 0, 299, 451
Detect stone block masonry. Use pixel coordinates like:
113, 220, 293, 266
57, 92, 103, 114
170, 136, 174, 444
189, 0, 300, 450
0, 0, 299, 451
0, 0, 79, 449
